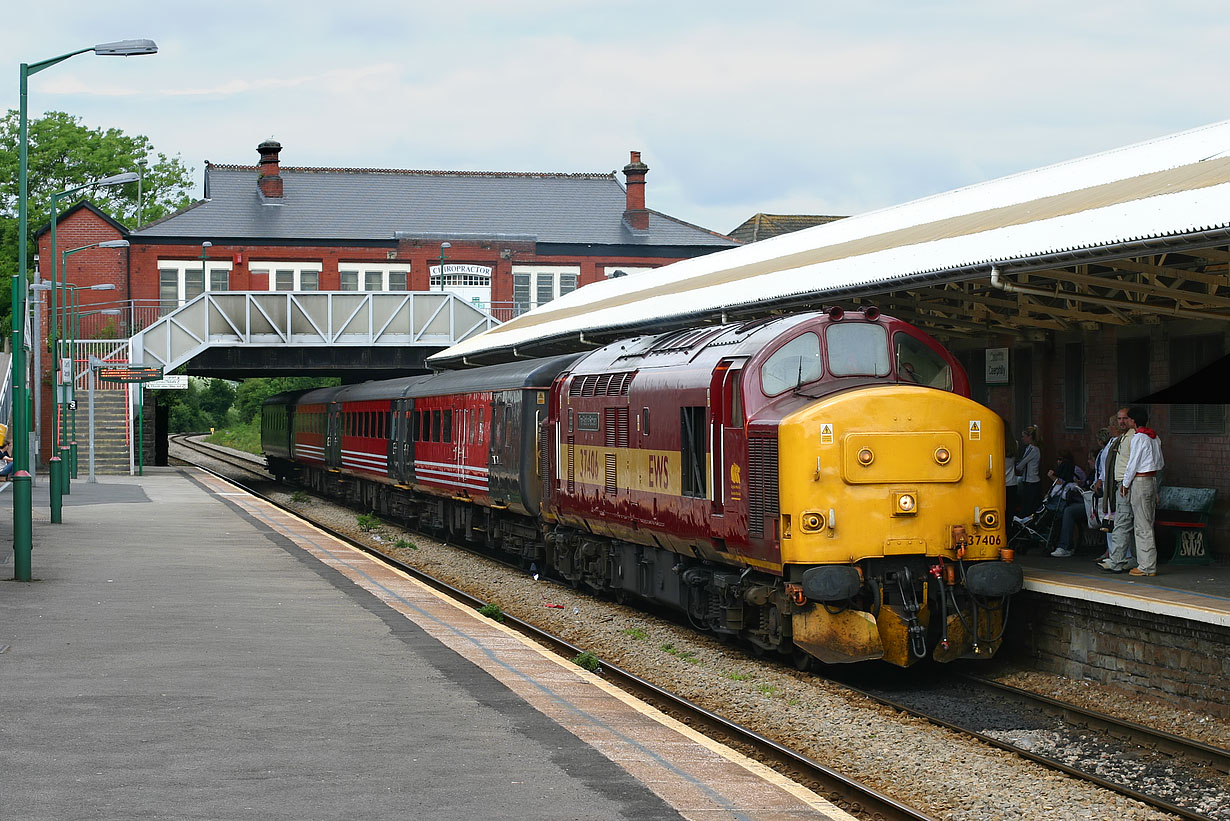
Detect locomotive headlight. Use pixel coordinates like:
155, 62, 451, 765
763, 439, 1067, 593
801, 511, 825, 532
934, 447, 951, 465
980, 509, 999, 529
895, 492, 917, 515
857, 447, 874, 466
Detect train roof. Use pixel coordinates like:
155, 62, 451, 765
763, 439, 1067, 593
403, 353, 584, 397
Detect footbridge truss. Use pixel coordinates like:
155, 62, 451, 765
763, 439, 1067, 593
127, 291, 498, 380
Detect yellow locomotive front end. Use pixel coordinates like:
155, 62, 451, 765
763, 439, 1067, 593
778, 385, 1021, 666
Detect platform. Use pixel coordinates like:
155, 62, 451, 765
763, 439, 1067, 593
1015, 547, 1230, 627
0, 469, 849, 820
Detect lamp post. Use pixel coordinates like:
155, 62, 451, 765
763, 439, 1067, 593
14, 40, 156, 579
437, 242, 450, 291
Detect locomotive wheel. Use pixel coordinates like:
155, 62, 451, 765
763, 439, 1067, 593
792, 647, 814, 672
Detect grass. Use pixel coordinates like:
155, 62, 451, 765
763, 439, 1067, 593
724, 671, 751, 681
393, 538, 417, 550
571, 651, 601, 672
206, 417, 261, 454
478, 603, 505, 623
356, 513, 381, 532
623, 627, 649, 640
290, 490, 310, 504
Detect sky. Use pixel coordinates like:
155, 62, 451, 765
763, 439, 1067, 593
4, 1, 1229, 235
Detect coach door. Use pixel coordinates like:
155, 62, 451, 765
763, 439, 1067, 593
325, 402, 342, 468
390, 399, 414, 483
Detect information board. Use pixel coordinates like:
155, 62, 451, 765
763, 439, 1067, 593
96, 365, 164, 384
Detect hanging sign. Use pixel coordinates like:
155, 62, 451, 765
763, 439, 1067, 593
96, 365, 164, 384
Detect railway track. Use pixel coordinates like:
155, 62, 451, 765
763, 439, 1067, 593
170, 434, 931, 821
173, 434, 1230, 820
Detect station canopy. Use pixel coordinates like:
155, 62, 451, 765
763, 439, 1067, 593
431, 120, 1230, 368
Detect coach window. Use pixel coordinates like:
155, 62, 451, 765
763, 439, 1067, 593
431, 410, 442, 442
827, 323, 890, 377
761, 333, 823, 395
411, 410, 421, 442
442, 410, 453, 443
894, 332, 953, 390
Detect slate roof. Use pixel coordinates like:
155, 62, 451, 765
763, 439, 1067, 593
133, 164, 739, 249
728, 213, 845, 244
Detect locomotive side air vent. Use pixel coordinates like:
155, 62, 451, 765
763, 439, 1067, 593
595, 373, 613, 395
581, 375, 600, 397
747, 436, 780, 538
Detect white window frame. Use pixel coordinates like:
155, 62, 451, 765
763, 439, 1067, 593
158, 259, 234, 305
250, 261, 323, 291
338, 262, 411, 292
511, 265, 580, 310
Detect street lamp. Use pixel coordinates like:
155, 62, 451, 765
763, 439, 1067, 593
13, 39, 156, 578
437, 242, 451, 291
53, 239, 129, 495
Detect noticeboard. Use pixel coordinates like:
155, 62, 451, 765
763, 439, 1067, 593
96, 365, 164, 384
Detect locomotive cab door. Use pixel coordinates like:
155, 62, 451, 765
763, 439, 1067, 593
710, 360, 748, 534
325, 402, 342, 468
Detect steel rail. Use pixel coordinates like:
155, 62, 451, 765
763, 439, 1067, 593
838, 675, 1220, 821
171, 435, 934, 821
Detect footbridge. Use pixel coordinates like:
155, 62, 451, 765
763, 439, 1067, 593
79, 291, 499, 383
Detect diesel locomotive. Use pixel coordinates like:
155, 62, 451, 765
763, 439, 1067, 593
262, 309, 1022, 667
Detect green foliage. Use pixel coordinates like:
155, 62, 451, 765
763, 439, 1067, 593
571, 651, 601, 672
233, 376, 341, 423
623, 627, 649, 640
290, 491, 310, 504
0, 110, 195, 315
356, 513, 381, 532
724, 671, 751, 681
205, 416, 260, 454
393, 538, 418, 550
159, 377, 239, 433
478, 603, 505, 623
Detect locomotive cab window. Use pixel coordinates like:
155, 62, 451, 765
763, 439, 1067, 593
761, 333, 823, 395
894, 332, 953, 390
826, 323, 890, 377
680, 406, 707, 498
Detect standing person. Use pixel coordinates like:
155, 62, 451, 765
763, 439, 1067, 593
1118, 406, 1165, 577
1004, 436, 1019, 523
1091, 424, 1115, 561
1015, 426, 1042, 518
1101, 408, 1139, 573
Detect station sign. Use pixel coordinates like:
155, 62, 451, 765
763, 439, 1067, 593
145, 374, 189, 390
96, 365, 165, 384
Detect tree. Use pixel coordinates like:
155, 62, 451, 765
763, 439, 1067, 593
0, 110, 195, 329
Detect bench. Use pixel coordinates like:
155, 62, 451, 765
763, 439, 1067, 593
1155, 486, 1216, 565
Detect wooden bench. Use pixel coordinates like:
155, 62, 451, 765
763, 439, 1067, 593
1155, 486, 1215, 565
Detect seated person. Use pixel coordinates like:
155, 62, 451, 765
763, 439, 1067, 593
0, 444, 13, 480
1046, 459, 1089, 558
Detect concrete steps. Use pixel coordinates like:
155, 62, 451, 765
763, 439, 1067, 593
78, 390, 130, 474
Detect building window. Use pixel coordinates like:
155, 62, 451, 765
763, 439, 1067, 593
339, 263, 410, 292
1063, 342, 1085, 429
1170, 333, 1225, 434
251, 261, 322, 291
157, 259, 234, 307
1116, 337, 1150, 406
511, 266, 580, 313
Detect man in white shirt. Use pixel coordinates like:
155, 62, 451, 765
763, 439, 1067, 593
1105, 406, 1165, 576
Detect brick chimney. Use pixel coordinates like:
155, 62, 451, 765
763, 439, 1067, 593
257, 139, 284, 199
622, 150, 649, 231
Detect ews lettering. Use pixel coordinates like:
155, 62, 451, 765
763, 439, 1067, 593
648, 454, 671, 489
